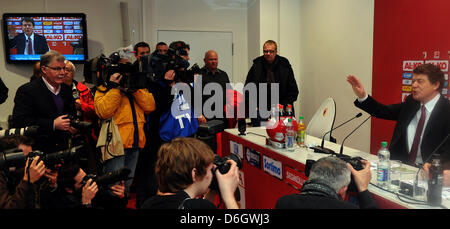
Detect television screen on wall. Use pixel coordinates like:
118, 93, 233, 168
2, 13, 88, 64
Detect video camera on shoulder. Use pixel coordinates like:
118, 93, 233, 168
139, 42, 201, 84
81, 167, 131, 188
83, 52, 150, 91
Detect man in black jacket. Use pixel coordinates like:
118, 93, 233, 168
275, 156, 378, 209
245, 40, 299, 126
347, 63, 450, 167
11, 50, 76, 154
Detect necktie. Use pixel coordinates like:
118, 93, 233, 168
27, 37, 33, 55
409, 105, 426, 164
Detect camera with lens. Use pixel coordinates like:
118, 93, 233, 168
140, 42, 201, 84
27, 144, 84, 170
0, 148, 26, 170
81, 167, 131, 188
83, 52, 150, 91
209, 153, 242, 191
305, 155, 364, 193
64, 115, 92, 131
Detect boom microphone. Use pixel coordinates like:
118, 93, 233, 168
310, 112, 362, 154
339, 115, 371, 155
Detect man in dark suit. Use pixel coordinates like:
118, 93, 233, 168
347, 63, 450, 167
10, 17, 49, 55
12, 50, 76, 154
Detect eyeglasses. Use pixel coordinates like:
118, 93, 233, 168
263, 50, 276, 54
45, 66, 66, 72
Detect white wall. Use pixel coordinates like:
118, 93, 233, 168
143, 0, 249, 84
299, 0, 374, 153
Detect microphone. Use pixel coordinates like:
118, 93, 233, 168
412, 133, 450, 198
310, 112, 362, 154
339, 115, 371, 155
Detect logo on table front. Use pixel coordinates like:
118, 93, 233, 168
263, 155, 282, 180
245, 147, 261, 169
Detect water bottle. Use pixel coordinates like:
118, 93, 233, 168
427, 156, 443, 206
285, 118, 295, 151
297, 116, 306, 147
377, 141, 390, 189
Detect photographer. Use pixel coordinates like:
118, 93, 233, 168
11, 50, 76, 154
0, 136, 56, 209
141, 137, 239, 209
41, 163, 126, 209
94, 66, 156, 199
275, 156, 378, 209
135, 41, 204, 208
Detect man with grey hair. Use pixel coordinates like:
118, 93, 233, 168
275, 156, 377, 209
12, 50, 76, 153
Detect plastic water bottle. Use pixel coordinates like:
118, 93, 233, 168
377, 141, 390, 189
285, 118, 295, 151
297, 116, 306, 147
427, 156, 443, 206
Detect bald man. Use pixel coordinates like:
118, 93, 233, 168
199, 50, 230, 122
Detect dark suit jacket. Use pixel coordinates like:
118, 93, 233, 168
245, 55, 299, 114
10, 33, 49, 55
11, 78, 76, 153
355, 94, 450, 165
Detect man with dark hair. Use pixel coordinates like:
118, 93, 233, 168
275, 156, 377, 209
12, 50, 76, 154
347, 63, 450, 167
245, 40, 299, 127
155, 42, 168, 55
41, 163, 126, 209
9, 17, 49, 55
133, 41, 151, 63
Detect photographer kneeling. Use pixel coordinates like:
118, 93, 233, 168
275, 156, 378, 209
0, 136, 55, 209
41, 163, 126, 209
141, 137, 240, 209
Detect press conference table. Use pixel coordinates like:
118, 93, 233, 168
221, 127, 450, 209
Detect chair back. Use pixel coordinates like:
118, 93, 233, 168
306, 98, 336, 141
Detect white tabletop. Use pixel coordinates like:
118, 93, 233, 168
225, 127, 450, 209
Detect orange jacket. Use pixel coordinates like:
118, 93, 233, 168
94, 86, 155, 148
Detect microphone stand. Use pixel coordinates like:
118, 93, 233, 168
310, 112, 362, 154
339, 115, 371, 155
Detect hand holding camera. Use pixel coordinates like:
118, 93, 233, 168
347, 160, 372, 192
23, 155, 46, 183
82, 178, 98, 205
54, 114, 71, 131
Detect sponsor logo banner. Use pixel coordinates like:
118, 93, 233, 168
402, 93, 411, 102
403, 72, 413, 79
425, 60, 449, 72
64, 34, 83, 41
402, 79, 412, 85
402, 86, 412, 92
263, 155, 282, 180
245, 147, 261, 169
285, 166, 307, 190
45, 34, 64, 41
403, 60, 424, 71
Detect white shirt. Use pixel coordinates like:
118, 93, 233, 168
42, 76, 61, 95
24, 33, 35, 55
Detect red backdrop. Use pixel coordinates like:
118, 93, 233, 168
371, 0, 450, 154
